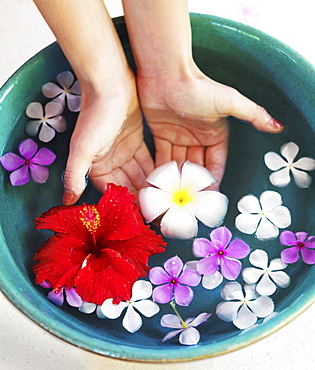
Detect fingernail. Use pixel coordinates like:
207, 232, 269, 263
62, 191, 75, 206
269, 119, 285, 132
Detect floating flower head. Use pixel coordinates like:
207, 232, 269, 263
264, 142, 315, 188
242, 249, 291, 296
193, 226, 250, 281
139, 161, 228, 239
33, 184, 166, 305
25, 101, 67, 142
42, 70, 81, 112
149, 255, 201, 306
280, 230, 315, 265
0, 138, 56, 186
101, 280, 160, 333
235, 190, 291, 241
216, 282, 274, 329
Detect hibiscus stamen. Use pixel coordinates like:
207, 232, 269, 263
80, 205, 101, 234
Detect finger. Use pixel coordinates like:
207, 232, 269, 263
172, 145, 187, 167
186, 146, 205, 167
205, 139, 229, 191
121, 157, 147, 191
227, 88, 285, 133
134, 141, 154, 177
154, 137, 172, 167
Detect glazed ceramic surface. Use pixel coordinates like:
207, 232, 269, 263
0, 15, 314, 362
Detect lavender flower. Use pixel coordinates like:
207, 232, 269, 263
280, 231, 315, 264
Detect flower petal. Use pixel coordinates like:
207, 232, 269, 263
221, 281, 244, 301
260, 190, 282, 212
131, 280, 152, 301
197, 255, 219, 276
301, 248, 315, 264
10, 166, 30, 186
57, 70, 75, 89
47, 290, 64, 306
268, 258, 287, 271
247, 296, 274, 318
291, 167, 312, 188
220, 257, 242, 280
189, 312, 211, 327
174, 284, 194, 306
178, 268, 201, 286
280, 142, 299, 163
296, 231, 308, 243
45, 101, 64, 117
164, 255, 183, 277
79, 301, 97, 314
38, 124, 56, 143
216, 301, 242, 322
29, 164, 49, 183
152, 284, 173, 304
235, 213, 261, 234
179, 327, 200, 345
237, 194, 261, 213
181, 161, 216, 192
132, 299, 160, 317
281, 247, 299, 264
149, 266, 171, 285
202, 271, 223, 289
160, 205, 198, 239
225, 238, 250, 259
0, 153, 24, 171
146, 161, 181, 192
25, 120, 41, 137
244, 284, 259, 301
18, 138, 38, 159
189, 191, 228, 228
249, 249, 268, 269
256, 274, 276, 296
210, 226, 231, 249
264, 151, 288, 170
65, 288, 83, 307
161, 314, 182, 328
26, 102, 44, 119
192, 238, 217, 257
139, 186, 173, 223
67, 94, 81, 112
267, 206, 291, 229
242, 267, 263, 285
293, 157, 315, 171
31, 148, 56, 166
69, 79, 81, 95
122, 305, 143, 333
42, 82, 63, 98
233, 304, 257, 329
269, 270, 291, 288
162, 329, 183, 342
256, 216, 279, 241
101, 299, 128, 319
279, 230, 297, 246
47, 116, 67, 133
96, 306, 106, 318
269, 167, 291, 187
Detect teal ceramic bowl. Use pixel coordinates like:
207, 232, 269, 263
1, 14, 315, 362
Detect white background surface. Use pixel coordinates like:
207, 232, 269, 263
0, 1, 314, 369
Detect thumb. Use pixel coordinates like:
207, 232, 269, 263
227, 88, 284, 133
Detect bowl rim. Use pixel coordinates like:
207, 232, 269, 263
1, 13, 315, 362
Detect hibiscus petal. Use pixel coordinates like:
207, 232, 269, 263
29, 164, 49, 183
260, 190, 283, 212
160, 205, 198, 239
101, 299, 128, 318
269, 167, 291, 187
237, 194, 261, 213
256, 216, 279, 241
210, 226, 231, 249
32, 148, 56, 166
192, 238, 217, 257
57, 70, 75, 89
293, 157, 315, 171
264, 151, 288, 170
301, 248, 315, 264
269, 270, 291, 288
146, 161, 181, 192
221, 282, 244, 301
132, 299, 160, 317
235, 213, 261, 234
174, 284, 194, 306
281, 247, 299, 264
65, 288, 83, 307
247, 296, 274, 318
267, 206, 291, 229
179, 327, 200, 345
197, 255, 219, 276
18, 138, 38, 159
181, 161, 216, 192
25, 120, 41, 137
291, 167, 312, 188
178, 268, 201, 286
189, 191, 228, 228
280, 142, 299, 163
10, 166, 30, 186
256, 274, 276, 296
149, 266, 171, 285
233, 304, 257, 329
242, 267, 263, 285
0, 153, 24, 171
225, 238, 250, 259
131, 280, 152, 301
79, 301, 97, 314
47, 290, 64, 306
123, 305, 143, 333
249, 249, 268, 269
189, 312, 212, 327
220, 257, 242, 280
67, 94, 81, 112
216, 301, 242, 322
38, 124, 56, 143
152, 284, 173, 304
42, 82, 63, 98
279, 230, 297, 246
202, 271, 223, 289
26, 102, 44, 119
138, 187, 173, 223
161, 314, 182, 328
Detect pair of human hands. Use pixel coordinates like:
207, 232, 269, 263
62, 68, 284, 205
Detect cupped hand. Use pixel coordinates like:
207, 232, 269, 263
137, 68, 284, 189
62, 74, 154, 205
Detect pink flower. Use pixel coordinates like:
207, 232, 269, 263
193, 226, 250, 280
280, 231, 315, 265
0, 138, 56, 186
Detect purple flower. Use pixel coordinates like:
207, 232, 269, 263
40, 281, 82, 307
192, 226, 250, 280
280, 230, 315, 264
149, 256, 201, 306
0, 138, 56, 186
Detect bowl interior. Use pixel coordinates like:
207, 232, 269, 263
1, 14, 315, 362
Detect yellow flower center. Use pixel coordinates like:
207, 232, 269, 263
172, 188, 192, 206
80, 205, 101, 234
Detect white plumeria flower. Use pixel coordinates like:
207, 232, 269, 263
139, 161, 229, 239
235, 190, 291, 241
42, 70, 81, 112
216, 282, 274, 329
185, 260, 223, 290
25, 101, 67, 142
100, 280, 159, 333
242, 249, 291, 296
264, 142, 315, 188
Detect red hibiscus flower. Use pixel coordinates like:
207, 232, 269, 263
33, 184, 166, 305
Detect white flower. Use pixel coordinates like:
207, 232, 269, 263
79, 301, 105, 318
264, 142, 315, 188
242, 249, 291, 296
235, 190, 291, 241
161, 312, 211, 346
185, 260, 223, 290
42, 70, 81, 112
100, 280, 159, 333
25, 101, 67, 142
139, 161, 229, 239
216, 282, 274, 329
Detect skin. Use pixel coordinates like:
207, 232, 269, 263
33, 0, 284, 204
